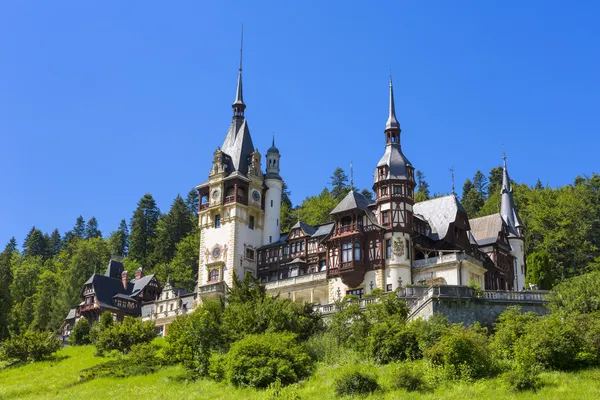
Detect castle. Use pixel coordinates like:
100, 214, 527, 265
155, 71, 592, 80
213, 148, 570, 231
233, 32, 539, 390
65, 55, 528, 338
174, 56, 525, 325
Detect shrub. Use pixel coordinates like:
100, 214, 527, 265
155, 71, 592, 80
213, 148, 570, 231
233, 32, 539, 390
163, 300, 224, 377
503, 367, 542, 392
79, 343, 161, 382
490, 306, 539, 361
0, 330, 61, 363
334, 371, 379, 397
208, 352, 226, 382
265, 379, 302, 400
224, 332, 312, 388
369, 320, 420, 364
547, 271, 600, 314
70, 318, 91, 346
95, 316, 155, 355
327, 301, 370, 351
515, 314, 582, 371
393, 366, 427, 392
425, 324, 493, 380
407, 313, 450, 353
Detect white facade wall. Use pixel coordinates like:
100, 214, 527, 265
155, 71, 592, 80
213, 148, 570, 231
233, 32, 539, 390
263, 179, 283, 244
510, 237, 526, 291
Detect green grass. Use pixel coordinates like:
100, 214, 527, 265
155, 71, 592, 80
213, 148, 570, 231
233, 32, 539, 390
1, 345, 600, 400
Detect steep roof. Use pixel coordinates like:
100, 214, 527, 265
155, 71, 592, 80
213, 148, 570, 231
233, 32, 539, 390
221, 119, 255, 176
312, 223, 334, 237
84, 274, 129, 310
500, 157, 524, 237
104, 259, 124, 279
413, 195, 466, 241
330, 191, 372, 214
375, 145, 412, 182
129, 275, 155, 298
469, 214, 504, 245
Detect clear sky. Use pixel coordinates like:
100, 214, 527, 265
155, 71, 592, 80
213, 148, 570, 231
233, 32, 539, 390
1, 1, 599, 247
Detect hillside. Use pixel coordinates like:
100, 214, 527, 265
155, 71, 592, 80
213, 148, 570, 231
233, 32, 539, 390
2, 345, 600, 400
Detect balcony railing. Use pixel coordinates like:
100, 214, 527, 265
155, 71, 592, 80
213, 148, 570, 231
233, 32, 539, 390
265, 271, 327, 290
412, 253, 483, 269
79, 303, 98, 312
198, 281, 227, 296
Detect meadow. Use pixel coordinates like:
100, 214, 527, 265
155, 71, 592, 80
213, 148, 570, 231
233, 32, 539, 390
2, 344, 600, 400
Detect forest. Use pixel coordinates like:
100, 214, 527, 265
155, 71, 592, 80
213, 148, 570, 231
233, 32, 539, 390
0, 164, 599, 341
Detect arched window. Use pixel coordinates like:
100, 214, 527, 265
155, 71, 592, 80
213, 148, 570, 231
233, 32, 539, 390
208, 269, 219, 282
354, 242, 361, 261
226, 186, 234, 197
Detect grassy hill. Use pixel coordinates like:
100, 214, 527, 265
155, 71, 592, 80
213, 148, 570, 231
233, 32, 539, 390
2, 345, 600, 400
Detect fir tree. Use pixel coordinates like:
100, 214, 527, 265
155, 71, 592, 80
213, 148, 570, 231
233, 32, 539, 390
473, 170, 488, 198
462, 187, 485, 217
534, 179, 544, 191
85, 216, 102, 239
152, 195, 193, 264
330, 168, 350, 199
108, 219, 129, 257
0, 238, 17, 339
282, 181, 292, 208
415, 170, 431, 201
461, 179, 475, 201
487, 166, 503, 197
48, 229, 62, 256
73, 216, 86, 239
361, 189, 374, 202
129, 194, 160, 267
185, 188, 199, 216
22, 227, 48, 258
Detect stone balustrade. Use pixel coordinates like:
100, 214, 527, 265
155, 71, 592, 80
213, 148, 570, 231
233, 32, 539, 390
265, 271, 327, 290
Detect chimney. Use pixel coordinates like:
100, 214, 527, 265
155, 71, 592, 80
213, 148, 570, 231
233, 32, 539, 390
121, 270, 128, 289
135, 267, 144, 280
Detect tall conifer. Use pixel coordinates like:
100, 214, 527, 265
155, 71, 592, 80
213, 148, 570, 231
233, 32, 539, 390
129, 194, 160, 267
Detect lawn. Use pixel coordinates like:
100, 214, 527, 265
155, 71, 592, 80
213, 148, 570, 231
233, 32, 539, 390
1, 345, 600, 400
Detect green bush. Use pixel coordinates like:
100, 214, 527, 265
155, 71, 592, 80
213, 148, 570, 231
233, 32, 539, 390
0, 330, 61, 363
515, 314, 582, 371
208, 352, 226, 382
490, 306, 539, 361
95, 316, 155, 355
425, 324, 493, 380
407, 313, 450, 353
224, 332, 312, 388
163, 300, 224, 377
503, 367, 542, 392
393, 367, 427, 392
369, 320, 420, 364
70, 318, 91, 346
547, 270, 600, 314
79, 343, 161, 382
304, 332, 340, 364
89, 312, 114, 344
334, 371, 379, 397
327, 301, 370, 351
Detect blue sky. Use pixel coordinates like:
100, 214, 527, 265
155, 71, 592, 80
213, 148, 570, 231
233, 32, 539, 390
1, 1, 599, 247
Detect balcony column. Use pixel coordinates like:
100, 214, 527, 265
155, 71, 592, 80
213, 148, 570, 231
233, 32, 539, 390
310, 288, 314, 303
292, 291, 296, 301
233, 183, 238, 202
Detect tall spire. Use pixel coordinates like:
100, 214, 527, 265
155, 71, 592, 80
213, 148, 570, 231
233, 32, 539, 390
385, 75, 400, 131
233, 24, 246, 118
500, 153, 523, 237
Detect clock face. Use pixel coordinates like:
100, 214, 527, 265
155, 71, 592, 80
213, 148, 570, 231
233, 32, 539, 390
212, 189, 220, 200
212, 247, 221, 259
252, 190, 260, 202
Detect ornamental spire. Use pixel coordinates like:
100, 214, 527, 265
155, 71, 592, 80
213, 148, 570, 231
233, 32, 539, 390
500, 153, 523, 237
385, 75, 400, 131
232, 24, 246, 119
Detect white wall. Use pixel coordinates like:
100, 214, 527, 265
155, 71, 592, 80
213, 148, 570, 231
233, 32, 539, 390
263, 179, 282, 244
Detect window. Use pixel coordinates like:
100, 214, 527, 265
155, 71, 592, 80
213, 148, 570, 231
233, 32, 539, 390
170, 304, 173, 311
393, 185, 401, 195
249, 216, 255, 230
214, 214, 221, 228
346, 288, 364, 298
283, 246, 289, 256
300, 241, 305, 251
271, 200, 273, 207
277, 218, 279, 226
405, 239, 411, 260
354, 242, 361, 261
382, 211, 390, 226
341, 242, 353, 263
381, 186, 388, 196
208, 269, 219, 282
386, 284, 393, 292
246, 248, 255, 260
386, 239, 392, 259
269, 236, 272, 243
159, 305, 163, 313
320, 260, 326, 271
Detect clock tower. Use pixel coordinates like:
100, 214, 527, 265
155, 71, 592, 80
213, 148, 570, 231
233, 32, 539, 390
196, 57, 267, 296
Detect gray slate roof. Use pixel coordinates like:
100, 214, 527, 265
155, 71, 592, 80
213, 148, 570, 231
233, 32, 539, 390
500, 160, 524, 237
291, 220, 317, 236
330, 191, 372, 214
312, 223, 334, 237
469, 214, 504, 245
413, 195, 466, 241
221, 119, 255, 176
375, 145, 412, 183
104, 259, 124, 279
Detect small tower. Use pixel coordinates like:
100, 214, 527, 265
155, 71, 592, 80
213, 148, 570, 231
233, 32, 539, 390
500, 154, 525, 290
373, 76, 415, 290
263, 137, 283, 244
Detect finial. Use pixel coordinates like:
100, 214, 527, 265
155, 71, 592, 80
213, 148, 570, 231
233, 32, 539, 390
272, 134, 275, 147
385, 74, 400, 131
350, 161, 354, 189
239, 23, 244, 72
450, 166, 455, 195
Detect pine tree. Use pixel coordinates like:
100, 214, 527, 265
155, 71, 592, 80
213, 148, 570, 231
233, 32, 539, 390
85, 216, 102, 239
23, 227, 48, 258
461, 179, 475, 202
185, 188, 199, 216
361, 189, 374, 202
74, 216, 86, 239
282, 181, 292, 208
330, 168, 350, 199
48, 229, 62, 256
534, 179, 544, 191
129, 194, 160, 267
487, 166, 503, 197
108, 219, 129, 257
152, 195, 193, 264
415, 170, 431, 202
462, 188, 485, 217
472, 170, 488, 198
0, 238, 17, 339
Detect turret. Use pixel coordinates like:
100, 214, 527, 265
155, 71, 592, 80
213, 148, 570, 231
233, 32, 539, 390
263, 137, 283, 244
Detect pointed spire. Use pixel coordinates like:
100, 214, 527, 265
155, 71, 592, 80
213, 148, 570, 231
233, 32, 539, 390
500, 153, 523, 237
232, 24, 246, 118
385, 75, 400, 131
272, 135, 275, 147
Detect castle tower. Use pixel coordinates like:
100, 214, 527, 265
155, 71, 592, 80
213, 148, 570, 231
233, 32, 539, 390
263, 137, 283, 244
500, 154, 525, 290
373, 77, 415, 289
196, 42, 265, 296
